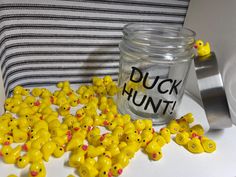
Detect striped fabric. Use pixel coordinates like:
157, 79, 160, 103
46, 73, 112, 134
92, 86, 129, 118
0, 0, 189, 96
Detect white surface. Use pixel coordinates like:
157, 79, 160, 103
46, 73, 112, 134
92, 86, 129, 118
1, 93, 236, 177
184, 0, 236, 124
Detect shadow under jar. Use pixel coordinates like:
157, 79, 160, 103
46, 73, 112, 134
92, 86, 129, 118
117, 23, 196, 125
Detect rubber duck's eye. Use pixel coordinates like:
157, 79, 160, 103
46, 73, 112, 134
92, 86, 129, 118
31, 136, 34, 139
126, 137, 129, 140
11, 106, 14, 108
114, 166, 117, 169
103, 153, 106, 155
7, 137, 10, 140
158, 152, 161, 155
26, 115, 28, 118
19, 158, 22, 161
10, 119, 13, 122
110, 123, 112, 125
103, 171, 106, 175
137, 139, 140, 141
59, 148, 63, 151
5, 153, 8, 155
40, 169, 42, 172
134, 131, 137, 133
100, 142, 103, 145
143, 140, 145, 142
31, 130, 34, 132
149, 128, 151, 131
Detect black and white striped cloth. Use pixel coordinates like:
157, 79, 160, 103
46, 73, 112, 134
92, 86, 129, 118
0, 0, 189, 96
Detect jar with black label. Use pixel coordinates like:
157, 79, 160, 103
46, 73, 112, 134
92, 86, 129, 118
117, 23, 195, 124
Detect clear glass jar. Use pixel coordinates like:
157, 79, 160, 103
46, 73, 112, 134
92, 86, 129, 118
117, 23, 195, 125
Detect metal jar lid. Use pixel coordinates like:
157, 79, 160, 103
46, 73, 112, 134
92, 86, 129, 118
194, 52, 232, 129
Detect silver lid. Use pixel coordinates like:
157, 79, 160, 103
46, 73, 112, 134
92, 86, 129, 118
194, 52, 232, 129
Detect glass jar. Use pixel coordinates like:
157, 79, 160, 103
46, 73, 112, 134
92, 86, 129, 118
117, 23, 195, 125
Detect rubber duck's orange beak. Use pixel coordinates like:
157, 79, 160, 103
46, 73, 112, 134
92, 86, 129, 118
82, 145, 88, 151
73, 127, 80, 131
30, 171, 38, 176
194, 44, 198, 49
22, 144, 28, 151
4, 141, 10, 145
108, 171, 113, 177
152, 153, 157, 159
103, 120, 109, 126
0, 151, 3, 157
118, 169, 123, 175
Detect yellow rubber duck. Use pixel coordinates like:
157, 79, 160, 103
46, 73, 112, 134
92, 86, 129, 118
13, 86, 24, 95
53, 146, 65, 158
194, 40, 211, 56
58, 103, 71, 116
187, 137, 204, 154
87, 127, 101, 143
148, 150, 163, 161
28, 162, 46, 177
107, 83, 118, 96
2, 135, 13, 145
96, 152, 112, 170
1, 145, 21, 164
181, 113, 194, 123
133, 119, 146, 132
27, 148, 43, 163
159, 128, 171, 143
112, 126, 124, 140
75, 108, 86, 120
175, 132, 190, 146
123, 122, 135, 134
31, 88, 42, 97
140, 130, 154, 147
98, 167, 112, 177
111, 163, 123, 176
121, 143, 138, 159
78, 162, 98, 177
177, 119, 190, 132
24, 96, 36, 107
66, 136, 84, 151
145, 140, 161, 154
113, 152, 130, 168
167, 120, 180, 134
93, 115, 105, 127
16, 155, 30, 168
152, 133, 166, 147
69, 150, 85, 168
33, 120, 48, 132
107, 144, 120, 157
12, 128, 28, 143
40, 88, 52, 98
189, 124, 205, 136
51, 135, 68, 146
201, 137, 216, 153
41, 141, 56, 161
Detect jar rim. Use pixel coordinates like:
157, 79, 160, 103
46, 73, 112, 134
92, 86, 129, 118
123, 23, 196, 41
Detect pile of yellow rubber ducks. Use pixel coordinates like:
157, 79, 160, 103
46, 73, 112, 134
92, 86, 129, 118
0, 76, 216, 177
